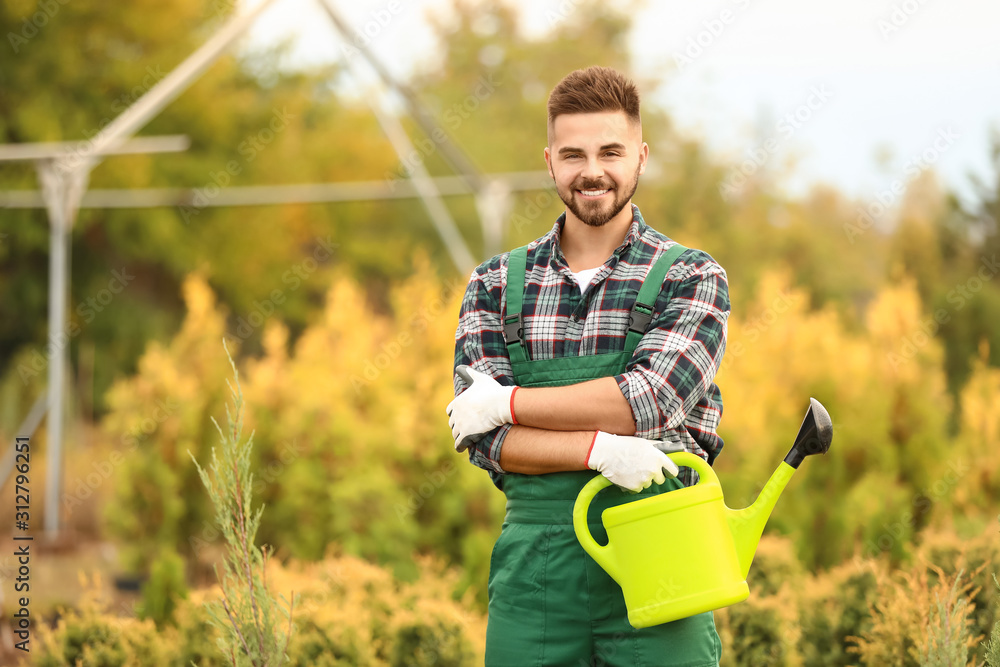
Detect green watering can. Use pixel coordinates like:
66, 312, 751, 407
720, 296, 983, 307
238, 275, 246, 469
573, 398, 833, 629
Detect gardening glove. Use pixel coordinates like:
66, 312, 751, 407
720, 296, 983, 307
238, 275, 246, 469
447, 365, 517, 452
586, 431, 680, 493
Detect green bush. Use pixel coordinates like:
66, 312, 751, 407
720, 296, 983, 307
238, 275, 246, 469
984, 574, 1000, 666
39, 616, 127, 667
721, 599, 789, 666
286, 619, 372, 667
746, 535, 804, 598
33, 553, 487, 666
794, 563, 878, 666
137, 549, 188, 628
798, 601, 841, 667
919, 527, 1000, 663
173, 612, 229, 667
35, 578, 173, 667
100, 270, 504, 607
388, 619, 476, 667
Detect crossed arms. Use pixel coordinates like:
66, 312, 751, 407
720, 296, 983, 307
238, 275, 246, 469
495, 378, 635, 474
450, 250, 730, 481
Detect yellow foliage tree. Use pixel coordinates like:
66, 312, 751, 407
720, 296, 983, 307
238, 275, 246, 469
951, 342, 1000, 515
101, 258, 505, 606
717, 271, 953, 568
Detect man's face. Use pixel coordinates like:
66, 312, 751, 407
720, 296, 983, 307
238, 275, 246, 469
544, 111, 648, 228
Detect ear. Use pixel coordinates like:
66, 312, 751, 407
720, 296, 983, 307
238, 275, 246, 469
544, 146, 554, 179
638, 142, 649, 175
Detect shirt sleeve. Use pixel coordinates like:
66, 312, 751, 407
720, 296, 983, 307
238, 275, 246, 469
614, 250, 730, 441
453, 257, 515, 485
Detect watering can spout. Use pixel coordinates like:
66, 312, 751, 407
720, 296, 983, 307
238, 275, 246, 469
728, 398, 834, 579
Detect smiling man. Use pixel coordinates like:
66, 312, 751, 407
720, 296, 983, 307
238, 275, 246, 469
447, 66, 729, 665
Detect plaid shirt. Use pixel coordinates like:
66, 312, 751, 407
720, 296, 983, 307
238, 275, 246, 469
453, 204, 730, 487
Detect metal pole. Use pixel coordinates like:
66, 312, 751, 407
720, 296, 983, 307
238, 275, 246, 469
363, 80, 477, 272
320, 17, 478, 273
0, 135, 189, 163
18, 0, 280, 539
36, 161, 88, 540
314, 0, 484, 193
0, 171, 552, 209
474, 178, 513, 258
45, 222, 66, 541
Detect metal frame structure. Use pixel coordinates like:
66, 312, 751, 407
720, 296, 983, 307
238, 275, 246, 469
0, 136, 191, 540
0, 0, 552, 538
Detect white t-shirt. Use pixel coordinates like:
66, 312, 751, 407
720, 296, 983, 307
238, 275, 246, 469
570, 266, 602, 290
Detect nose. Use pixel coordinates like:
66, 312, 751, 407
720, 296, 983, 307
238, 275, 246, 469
581, 155, 605, 182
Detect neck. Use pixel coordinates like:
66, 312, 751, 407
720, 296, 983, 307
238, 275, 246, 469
560, 203, 635, 271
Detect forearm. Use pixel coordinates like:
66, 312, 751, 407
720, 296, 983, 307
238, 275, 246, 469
512, 376, 636, 435
497, 425, 594, 475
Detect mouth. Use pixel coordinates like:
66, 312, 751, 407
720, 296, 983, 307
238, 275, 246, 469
576, 188, 611, 199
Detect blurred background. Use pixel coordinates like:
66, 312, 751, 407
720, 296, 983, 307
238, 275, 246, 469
1, 0, 999, 664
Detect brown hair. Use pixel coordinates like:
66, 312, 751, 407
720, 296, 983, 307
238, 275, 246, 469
547, 66, 641, 132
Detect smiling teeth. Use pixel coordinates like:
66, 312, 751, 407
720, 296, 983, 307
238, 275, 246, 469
580, 189, 609, 196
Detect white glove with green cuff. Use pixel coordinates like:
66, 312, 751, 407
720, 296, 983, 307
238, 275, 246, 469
586, 431, 680, 492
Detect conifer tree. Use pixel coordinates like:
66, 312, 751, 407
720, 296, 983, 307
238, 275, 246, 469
189, 340, 296, 666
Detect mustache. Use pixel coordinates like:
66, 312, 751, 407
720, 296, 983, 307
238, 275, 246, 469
573, 180, 614, 191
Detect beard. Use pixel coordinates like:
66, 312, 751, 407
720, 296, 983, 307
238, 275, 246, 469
555, 162, 642, 228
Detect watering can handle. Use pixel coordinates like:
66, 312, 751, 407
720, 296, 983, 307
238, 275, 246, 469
573, 474, 615, 573
572, 453, 719, 572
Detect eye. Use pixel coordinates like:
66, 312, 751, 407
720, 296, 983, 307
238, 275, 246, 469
604, 151, 621, 157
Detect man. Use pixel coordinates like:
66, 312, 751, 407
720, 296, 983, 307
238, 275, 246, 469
447, 66, 729, 666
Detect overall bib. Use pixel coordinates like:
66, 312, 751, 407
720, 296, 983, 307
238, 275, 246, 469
485, 244, 722, 667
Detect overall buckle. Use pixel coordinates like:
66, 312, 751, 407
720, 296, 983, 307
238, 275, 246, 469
628, 303, 653, 335
503, 313, 524, 345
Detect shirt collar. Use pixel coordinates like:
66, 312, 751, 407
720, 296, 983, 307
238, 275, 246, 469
548, 203, 646, 269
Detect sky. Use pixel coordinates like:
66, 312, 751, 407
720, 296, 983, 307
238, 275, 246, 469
242, 0, 1000, 209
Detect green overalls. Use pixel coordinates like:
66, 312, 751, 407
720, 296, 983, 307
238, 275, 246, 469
484, 243, 722, 666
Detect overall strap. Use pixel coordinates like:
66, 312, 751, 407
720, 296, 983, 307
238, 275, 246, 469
503, 246, 529, 365
503, 242, 688, 363
623, 242, 687, 355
